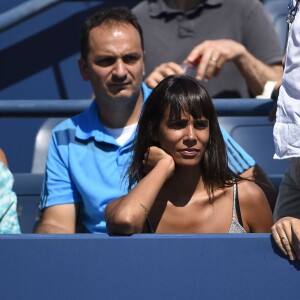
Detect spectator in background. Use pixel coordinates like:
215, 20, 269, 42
272, 0, 300, 261
34, 7, 274, 234
0, 148, 21, 234
132, 0, 283, 98
105, 75, 273, 235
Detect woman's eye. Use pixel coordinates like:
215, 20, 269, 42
168, 121, 185, 129
194, 120, 208, 129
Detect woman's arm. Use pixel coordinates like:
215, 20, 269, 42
238, 181, 273, 233
105, 146, 175, 235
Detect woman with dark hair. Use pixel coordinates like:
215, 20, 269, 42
105, 75, 273, 234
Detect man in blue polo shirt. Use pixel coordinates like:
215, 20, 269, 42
34, 7, 273, 234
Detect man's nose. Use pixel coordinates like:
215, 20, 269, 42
112, 59, 127, 78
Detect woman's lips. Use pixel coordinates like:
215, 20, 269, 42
179, 149, 200, 157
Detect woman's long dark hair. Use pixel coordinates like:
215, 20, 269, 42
127, 75, 242, 201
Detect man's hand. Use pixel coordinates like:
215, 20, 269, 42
185, 39, 245, 81
145, 38, 282, 96
271, 217, 300, 261
145, 62, 183, 89
145, 39, 245, 88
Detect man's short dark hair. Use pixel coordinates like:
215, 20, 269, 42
80, 6, 144, 61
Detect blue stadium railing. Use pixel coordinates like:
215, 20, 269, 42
0, 98, 274, 117
0, 234, 299, 300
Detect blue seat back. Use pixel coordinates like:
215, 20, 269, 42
13, 173, 44, 233
262, 0, 288, 50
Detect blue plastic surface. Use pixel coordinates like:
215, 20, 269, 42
0, 234, 298, 300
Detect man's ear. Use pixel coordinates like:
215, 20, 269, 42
78, 57, 89, 81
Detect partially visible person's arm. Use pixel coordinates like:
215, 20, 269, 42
34, 204, 77, 233
0, 158, 21, 234
271, 217, 300, 261
145, 39, 282, 94
0, 148, 8, 168
145, 62, 183, 89
185, 39, 283, 96
105, 146, 174, 235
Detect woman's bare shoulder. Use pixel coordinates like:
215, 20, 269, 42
236, 180, 273, 232
236, 179, 267, 205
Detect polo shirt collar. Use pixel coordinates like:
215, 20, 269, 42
75, 100, 110, 143
149, 0, 223, 17
75, 83, 151, 145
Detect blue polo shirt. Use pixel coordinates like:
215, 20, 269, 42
40, 82, 255, 233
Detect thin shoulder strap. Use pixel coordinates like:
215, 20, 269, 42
146, 216, 155, 233
233, 182, 243, 228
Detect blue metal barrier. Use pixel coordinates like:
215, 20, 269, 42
0, 99, 92, 117
0, 98, 273, 117
0, 234, 298, 300
0, 0, 62, 33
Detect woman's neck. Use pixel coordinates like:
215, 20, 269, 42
164, 0, 202, 11
163, 166, 204, 204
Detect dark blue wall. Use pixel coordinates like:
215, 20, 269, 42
0, 234, 299, 300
